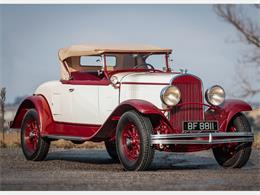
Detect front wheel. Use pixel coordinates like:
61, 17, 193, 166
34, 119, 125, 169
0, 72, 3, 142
116, 110, 154, 171
212, 113, 252, 168
21, 109, 50, 161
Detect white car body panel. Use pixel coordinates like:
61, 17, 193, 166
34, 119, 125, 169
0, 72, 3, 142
116, 72, 175, 109
116, 72, 174, 83
120, 84, 167, 109
98, 86, 119, 122
35, 72, 178, 125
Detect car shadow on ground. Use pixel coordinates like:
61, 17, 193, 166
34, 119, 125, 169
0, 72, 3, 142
45, 149, 222, 170
46, 149, 119, 165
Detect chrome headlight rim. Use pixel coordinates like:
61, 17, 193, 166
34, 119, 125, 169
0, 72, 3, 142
205, 85, 226, 106
160, 85, 181, 106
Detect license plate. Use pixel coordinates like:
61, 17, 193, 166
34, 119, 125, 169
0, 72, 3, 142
183, 121, 218, 131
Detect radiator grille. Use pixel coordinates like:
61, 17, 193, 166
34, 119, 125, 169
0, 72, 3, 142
171, 75, 204, 132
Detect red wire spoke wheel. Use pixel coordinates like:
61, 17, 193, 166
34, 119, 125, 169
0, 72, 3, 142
212, 113, 252, 168
21, 109, 50, 161
116, 110, 154, 171
24, 118, 40, 154
122, 122, 141, 161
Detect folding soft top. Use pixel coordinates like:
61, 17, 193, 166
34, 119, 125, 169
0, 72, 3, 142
58, 43, 172, 61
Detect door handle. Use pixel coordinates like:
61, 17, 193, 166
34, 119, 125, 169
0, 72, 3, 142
69, 88, 75, 92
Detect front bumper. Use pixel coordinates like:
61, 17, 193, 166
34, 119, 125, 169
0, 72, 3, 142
151, 132, 254, 145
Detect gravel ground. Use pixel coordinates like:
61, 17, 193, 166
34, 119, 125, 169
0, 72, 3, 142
0, 148, 259, 190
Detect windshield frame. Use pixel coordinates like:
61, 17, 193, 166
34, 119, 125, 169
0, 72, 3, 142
103, 52, 171, 77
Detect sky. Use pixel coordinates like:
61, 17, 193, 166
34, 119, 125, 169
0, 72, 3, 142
0, 4, 259, 103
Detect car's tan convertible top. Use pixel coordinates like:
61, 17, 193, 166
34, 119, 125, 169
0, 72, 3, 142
58, 43, 172, 61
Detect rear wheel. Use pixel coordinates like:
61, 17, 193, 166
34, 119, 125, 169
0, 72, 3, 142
21, 109, 50, 161
116, 110, 154, 171
212, 113, 252, 168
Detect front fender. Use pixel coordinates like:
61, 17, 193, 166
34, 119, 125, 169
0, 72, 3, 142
219, 99, 252, 131
117, 99, 167, 116
10, 95, 53, 135
92, 99, 170, 141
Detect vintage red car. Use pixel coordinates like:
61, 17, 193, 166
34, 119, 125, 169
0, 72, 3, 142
11, 44, 254, 171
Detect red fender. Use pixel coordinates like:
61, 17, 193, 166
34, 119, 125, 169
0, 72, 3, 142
10, 95, 53, 135
218, 99, 252, 131
115, 99, 168, 117
91, 99, 171, 141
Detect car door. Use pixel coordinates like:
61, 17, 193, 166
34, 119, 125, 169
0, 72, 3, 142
69, 84, 100, 124
69, 83, 119, 125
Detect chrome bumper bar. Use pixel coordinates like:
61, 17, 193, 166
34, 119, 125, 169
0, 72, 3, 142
151, 132, 254, 145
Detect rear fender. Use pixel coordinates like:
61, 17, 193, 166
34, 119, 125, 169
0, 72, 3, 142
92, 99, 171, 141
10, 95, 53, 135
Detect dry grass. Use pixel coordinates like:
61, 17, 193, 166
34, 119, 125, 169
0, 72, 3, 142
253, 133, 260, 149
0, 131, 21, 148
1, 131, 260, 149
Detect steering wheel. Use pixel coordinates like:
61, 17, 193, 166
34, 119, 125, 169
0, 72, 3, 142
133, 63, 155, 71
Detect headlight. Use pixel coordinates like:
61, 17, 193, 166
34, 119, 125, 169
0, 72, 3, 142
205, 85, 225, 106
160, 86, 181, 106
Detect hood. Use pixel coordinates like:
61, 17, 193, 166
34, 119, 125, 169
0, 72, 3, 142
113, 72, 178, 84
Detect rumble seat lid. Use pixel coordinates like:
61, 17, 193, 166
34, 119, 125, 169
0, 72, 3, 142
58, 43, 172, 61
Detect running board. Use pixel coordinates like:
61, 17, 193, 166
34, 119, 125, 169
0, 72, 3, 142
150, 132, 254, 145
43, 135, 87, 141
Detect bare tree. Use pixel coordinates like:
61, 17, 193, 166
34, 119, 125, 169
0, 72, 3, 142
1, 87, 6, 144
214, 5, 260, 98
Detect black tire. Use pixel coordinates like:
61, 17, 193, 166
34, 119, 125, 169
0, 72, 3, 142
116, 110, 154, 171
105, 139, 119, 161
21, 109, 50, 161
212, 113, 252, 168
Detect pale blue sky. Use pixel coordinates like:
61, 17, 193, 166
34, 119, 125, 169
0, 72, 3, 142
0, 5, 259, 103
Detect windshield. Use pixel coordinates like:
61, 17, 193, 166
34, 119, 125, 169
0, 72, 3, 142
104, 53, 169, 72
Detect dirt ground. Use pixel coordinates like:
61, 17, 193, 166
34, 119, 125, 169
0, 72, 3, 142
0, 148, 259, 191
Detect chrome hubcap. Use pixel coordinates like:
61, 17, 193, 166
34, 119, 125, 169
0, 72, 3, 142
126, 137, 133, 148
29, 131, 37, 139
